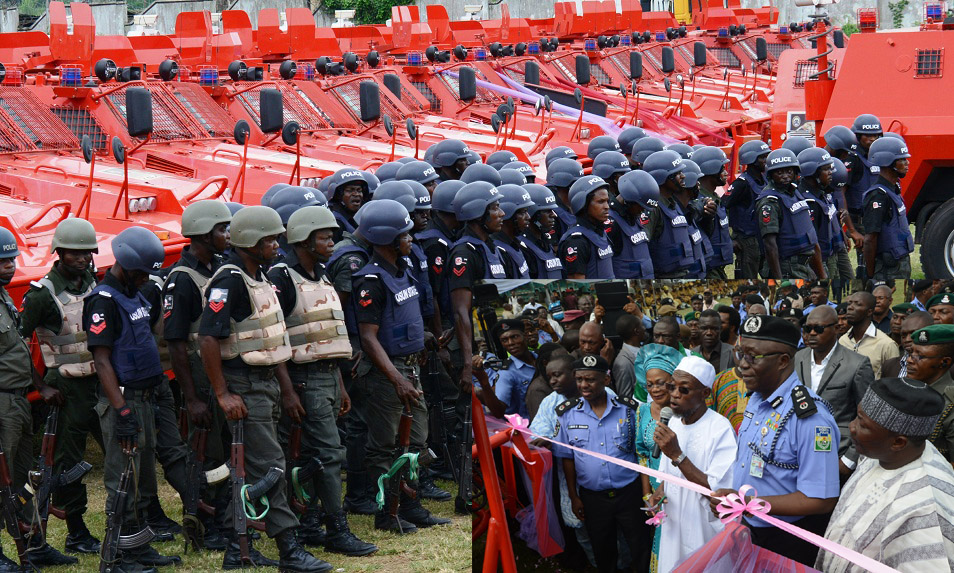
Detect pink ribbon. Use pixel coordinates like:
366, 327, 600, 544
645, 511, 666, 526
715, 485, 772, 524
495, 414, 900, 573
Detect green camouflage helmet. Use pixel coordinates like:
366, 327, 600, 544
228, 205, 285, 248
50, 218, 98, 253
286, 206, 339, 244
181, 200, 232, 237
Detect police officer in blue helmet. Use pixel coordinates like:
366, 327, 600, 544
643, 150, 695, 278
544, 158, 585, 239
558, 175, 615, 279
607, 170, 658, 278
428, 139, 471, 182
692, 146, 732, 279
674, 159, 711, 279
519, 184, 563, 279
797, 148, 842, 277
725, 140, 770, 279
861, 137, 914, 280
349, 200, 451, 534
328, 168, 371, 240
493, 184, 534, 279
757, 149, 826, 279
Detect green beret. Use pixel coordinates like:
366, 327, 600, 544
927, 293, 954, 309
911, 324, 954, 346
891, 302, 915, 314
684, 311, 699, 322
779, 280, 793, 288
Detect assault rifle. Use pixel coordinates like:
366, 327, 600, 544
386, 406, 416, 534
0, 440, 29, 569
19, 407, 92, 543
230, 419, 283, 566
454, 404, 473, 515
100, 454, 155, 573
179, 404, 230, 552
287, 421, 325, 515
426, 347, 459, 482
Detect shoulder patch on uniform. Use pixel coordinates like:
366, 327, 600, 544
616, 395, 639, 410
814, 426, 832, 452
556, 398, 581, 416
208, 288, 228, 312
792, 385, 818, 419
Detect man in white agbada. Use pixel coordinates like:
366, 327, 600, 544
649, 355, 737, 572
816, 375, 954, 572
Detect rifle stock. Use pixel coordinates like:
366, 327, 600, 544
387, 405, 415, 533
455, 403, 473, 514
100, 455, 154, 573
287, 422, 325, 514
230, 419, 283, 564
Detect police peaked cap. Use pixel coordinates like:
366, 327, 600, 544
739, 314, 801, 348
573, 354, 611, 373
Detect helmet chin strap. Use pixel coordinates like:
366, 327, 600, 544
240, 245, 270, 266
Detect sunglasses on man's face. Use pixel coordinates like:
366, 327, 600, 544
664, 383, 691, 395
803, 322, 836, 334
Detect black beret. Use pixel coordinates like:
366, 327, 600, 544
493, 319, 526, 335
739, 314, 801, 348
660, 297, 675, 306
573, 354, 611, 372
777, 307, 804, 322
691, 294, 703, 301
836, 302, 848, 315
913, 279, 933, 293
745, 294, 763, 305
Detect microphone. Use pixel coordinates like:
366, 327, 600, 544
652, 407, 674, 459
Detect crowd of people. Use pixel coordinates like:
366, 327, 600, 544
474, 279, 954, 572
0, 165, 476, 572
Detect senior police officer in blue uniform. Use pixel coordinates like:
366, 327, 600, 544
710, 315, 840, 567
862, 137, 915, 280
605, 170, 658, 279
519, 184, 564, 279
756, 149, 827, 280
554, 354, 647, 573
351, 199, 451, 534
558, 175, 615, 279
725, 140, 770, 279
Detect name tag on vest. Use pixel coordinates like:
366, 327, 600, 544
518, 261, 529, 275
395, 286, 419, 304
671, 216, 687, 225
129, 307, 149, 321
489, 264, 505, 276
720, 216, 729, 227
597, 245, 613, 258
545, 258, 563, 269
630, 231, 648, 244
690, 230, 702, 242
790, 200, 809, 213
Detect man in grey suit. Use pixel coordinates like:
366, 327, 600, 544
692, 310, 734, 374
794, 306, 875, 480
612, 314, 645, 400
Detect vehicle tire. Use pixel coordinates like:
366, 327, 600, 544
922, 198, 954, 279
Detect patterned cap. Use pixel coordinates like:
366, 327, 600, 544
859, 377, 944, 438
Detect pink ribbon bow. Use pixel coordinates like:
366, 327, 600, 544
645, 511, 666, 526
715, 485, 771, 525
504, 414, 536, 466
505, 414, 530, 431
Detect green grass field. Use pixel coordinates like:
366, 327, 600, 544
2, 438, 471, 572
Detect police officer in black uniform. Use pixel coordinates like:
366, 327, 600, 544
643, 150, 695, 278
692, 146, 733, 279
725, 139, 770, 279
519, 184, 564, 279
558, 175, 615, 279
351, 200, 451, 533
544, 158, 585, 238
493, 184, 534, 279
327, 168, 371, 241
845, 114, 884, 274
756, 149, 826, 279
797, 148, 843, 279
675, 159, 711, 279
428, 139, 471, 182
606, 170, 658, 279
862, 137, 915, 280
84, 227, 183, 572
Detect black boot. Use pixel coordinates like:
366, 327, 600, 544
343, 471, 377, 515
145, 496, 182, 536
399, 485, 452, 528
27, 534, 79, 567
418, 473, 452, 501
0, 545, 23, 573
275, 530, 332, 573
222, 536, 279, 570
125, 544, 182, 567
323, 510, 377, 556
65, 513, 102, 554
296, 505, 326, 547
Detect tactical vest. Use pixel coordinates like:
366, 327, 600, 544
272, 264, 352, 363
213, 264, 291, 366
649, 199, 695, 274
687, 222, 709, 279
147, 275, 173, 372
496, 239, 531, 279
328, 243, 370, 337
352, 263, 426, 357
707, 200, 734, 268
416, 227, 453, 325
34, 277, 95, 378
807, 190, 842, 257
863, 184, 914, 259
406, 242, 436, 318
333, 210, 357, 235
727, 172, 763, 238
559, 224, 615, 279
164, 265, 213, 356
847, 151, 879, 212
760, 186, 818, 258
90, 284, 164, 388
518, 234, 563, 279
452, 237, 507, 279
0, 288, 31, 389
607, 213, 653, 278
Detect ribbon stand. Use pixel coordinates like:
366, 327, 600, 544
472, 392, 517, 573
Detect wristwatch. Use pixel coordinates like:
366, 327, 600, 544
672, 452, 687, 466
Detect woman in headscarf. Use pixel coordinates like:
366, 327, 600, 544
633, 343, 683, 573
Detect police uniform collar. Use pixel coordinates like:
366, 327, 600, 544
744, 166, 765, 184
101, 267, 139, 297
610, 200, 637, 224
875, 175, 900, 193
428, 216, 455, 241
283, 248, 325, 282
368, 252, 407, 278
178, 246, 217, 275
508, 351, 536, 370
225, 250, 264, 280
342, 230, 372, 252
48, 261, 95, 294
462, 228, 496, 249
578, 214, 606, 233
491, 231, 520, 249
579, 387, 619, 417
661, 194, 677, 208
757, 370, 800, 410
331, 202, 358, 226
